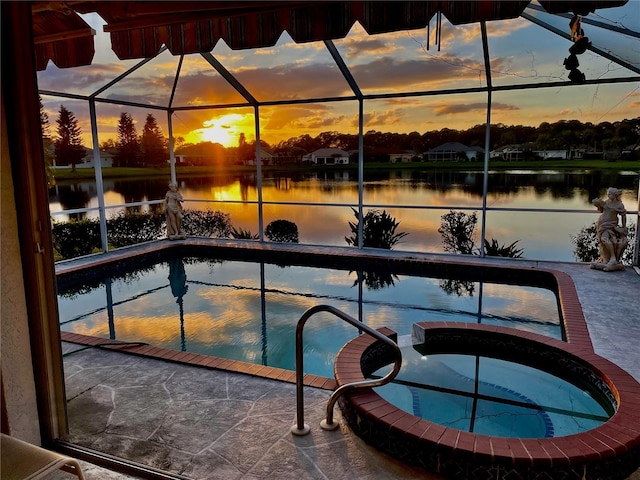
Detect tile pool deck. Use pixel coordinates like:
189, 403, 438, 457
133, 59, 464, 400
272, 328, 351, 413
54, 240, 640, 479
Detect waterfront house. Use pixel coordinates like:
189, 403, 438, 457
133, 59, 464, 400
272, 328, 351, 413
425, 142, 484, 162
303, 148, 350, 165
389, 152, 416, 163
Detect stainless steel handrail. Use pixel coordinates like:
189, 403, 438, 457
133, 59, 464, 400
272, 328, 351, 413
291, 304, 402, 436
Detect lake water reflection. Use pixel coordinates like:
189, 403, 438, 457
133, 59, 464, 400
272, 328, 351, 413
49, 169, 638, 262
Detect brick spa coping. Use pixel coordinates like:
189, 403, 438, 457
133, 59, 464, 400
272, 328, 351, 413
334, 323, 640, 480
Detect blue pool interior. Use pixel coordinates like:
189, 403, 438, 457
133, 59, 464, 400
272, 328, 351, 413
371, 346, 612, 439
57, 253, 562, 379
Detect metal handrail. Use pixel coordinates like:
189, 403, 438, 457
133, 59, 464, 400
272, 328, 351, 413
291, 304, 402, 436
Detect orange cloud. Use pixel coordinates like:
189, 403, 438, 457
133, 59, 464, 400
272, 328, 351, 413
358, 108, 405, 128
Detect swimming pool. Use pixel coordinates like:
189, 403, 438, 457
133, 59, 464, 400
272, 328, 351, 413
57, 249, 562, 379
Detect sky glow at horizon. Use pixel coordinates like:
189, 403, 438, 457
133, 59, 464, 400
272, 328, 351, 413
37, 2, 640, 148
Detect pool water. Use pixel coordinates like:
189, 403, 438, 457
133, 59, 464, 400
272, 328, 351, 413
57, 254, 562, 378
372, 345, 612, 438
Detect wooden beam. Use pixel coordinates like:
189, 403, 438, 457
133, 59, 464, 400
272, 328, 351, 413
33, 27, 95, 44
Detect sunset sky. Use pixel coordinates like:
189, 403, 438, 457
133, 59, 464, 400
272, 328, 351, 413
37, 2, 639, 149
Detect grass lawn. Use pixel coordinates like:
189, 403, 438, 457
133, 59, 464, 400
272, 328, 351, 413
51, 159, 639, 181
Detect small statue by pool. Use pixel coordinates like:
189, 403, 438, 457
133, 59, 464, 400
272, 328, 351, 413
165, 182, 186, 240
591, 187, 628, 271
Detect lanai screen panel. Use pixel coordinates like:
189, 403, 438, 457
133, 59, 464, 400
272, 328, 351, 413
333, 21, 489, 96
210, 32, 354, 103
171, 55, 249, 108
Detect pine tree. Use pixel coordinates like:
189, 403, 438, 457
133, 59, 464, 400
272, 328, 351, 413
238, 132, 253, 163
141, 114, 167, 166
40, 97, 55, 169
115, 112, 140, 167
39, 96, 50, 139
54, 105, 86, 172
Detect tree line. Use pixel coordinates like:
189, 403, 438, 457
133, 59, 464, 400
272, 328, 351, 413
268, 118, 639, 161
42, 103, 168, 170
43, 100, 640, 169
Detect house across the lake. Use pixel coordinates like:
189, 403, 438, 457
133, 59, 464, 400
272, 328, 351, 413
389, 152, 416, 163
425, 142, 484, 162
66, 147, 114, 168
303, 148, 350, 165
490, 144, 584, 161
243, 149, 278, 166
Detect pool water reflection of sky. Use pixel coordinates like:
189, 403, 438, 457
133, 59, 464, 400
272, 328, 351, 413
58, 255, 561, 378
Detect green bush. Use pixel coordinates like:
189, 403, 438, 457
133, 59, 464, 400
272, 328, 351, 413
345, 208, 408, 249
182, 209, 232, 237
438, 210, 477, 255
483, 238, 524, 258
265, 219, 299, 243
439, 210, 526, 258
52, 208, 233, 260
571, 223, 636, 264
230, 227, 259, 239
107, 211, 164, 247
570, 224, 599, 263
52, 218, 101, 259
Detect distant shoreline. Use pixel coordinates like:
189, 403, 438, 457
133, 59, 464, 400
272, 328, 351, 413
50, 159, 640, 181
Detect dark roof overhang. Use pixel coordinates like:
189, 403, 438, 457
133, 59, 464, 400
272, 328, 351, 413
30, 0, 629, 70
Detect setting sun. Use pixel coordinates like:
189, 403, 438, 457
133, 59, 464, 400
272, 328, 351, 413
186, 113, 253, 148
201, 121, 234, 146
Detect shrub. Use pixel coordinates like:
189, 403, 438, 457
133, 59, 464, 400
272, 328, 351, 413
52, 218, 101, 259
230, 227, 259, 239
52, 208, 233, 260
571, 222, 636, 264
439, 210, 526, 258
345, 208, 408, 249
483, 238, 524, 258
265, 219, 299, 243
106, 211, 164, 247
570, 224, 599, 263
438, 210, 477, 255
182, 209, 232, 237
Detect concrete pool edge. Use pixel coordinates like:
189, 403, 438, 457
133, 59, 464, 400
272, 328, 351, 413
334, 323, 640, 480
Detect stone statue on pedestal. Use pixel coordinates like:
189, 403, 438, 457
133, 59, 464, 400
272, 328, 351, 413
165, 182, 186, 240
590, 187, 628, 272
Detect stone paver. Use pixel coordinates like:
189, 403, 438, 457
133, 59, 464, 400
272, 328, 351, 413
62, 345, 437, 479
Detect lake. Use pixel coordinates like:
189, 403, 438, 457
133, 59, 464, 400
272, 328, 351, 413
49, 168, 639, 262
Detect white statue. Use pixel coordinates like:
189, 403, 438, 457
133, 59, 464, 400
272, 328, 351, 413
164, 182, 185, 240
590, 187, 628, 271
